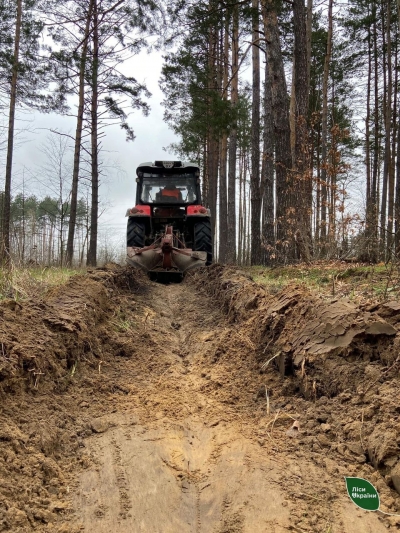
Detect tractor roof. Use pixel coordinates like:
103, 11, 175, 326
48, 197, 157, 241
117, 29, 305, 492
136, 161, 200, 175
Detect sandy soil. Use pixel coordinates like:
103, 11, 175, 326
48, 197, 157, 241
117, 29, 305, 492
1, 265, 400, 532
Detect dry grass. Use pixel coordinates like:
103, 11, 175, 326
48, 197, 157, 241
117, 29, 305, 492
0, 265, 84, 301
246, 261, 400, 303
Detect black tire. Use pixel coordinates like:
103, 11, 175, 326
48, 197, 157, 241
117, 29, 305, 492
127, 219, 145, 248
194, 220, 213, 265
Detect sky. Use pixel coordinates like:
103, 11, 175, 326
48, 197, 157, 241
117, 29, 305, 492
8, 48, 179, 255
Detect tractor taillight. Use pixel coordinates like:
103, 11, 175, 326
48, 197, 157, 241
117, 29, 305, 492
187, 205, 209, 216
130, 205, 151, 216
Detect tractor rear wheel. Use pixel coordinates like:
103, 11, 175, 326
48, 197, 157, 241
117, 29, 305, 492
127, 219, 145, 248
194, 220, 212, 265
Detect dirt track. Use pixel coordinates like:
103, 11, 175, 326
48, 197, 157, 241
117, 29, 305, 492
1, 266, 400, 532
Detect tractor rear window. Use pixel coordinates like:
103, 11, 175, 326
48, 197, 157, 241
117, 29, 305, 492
140, 175, 198, 204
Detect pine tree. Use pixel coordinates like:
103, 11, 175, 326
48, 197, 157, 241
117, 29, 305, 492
47, 0, 160, 265
1, 0, 58, 264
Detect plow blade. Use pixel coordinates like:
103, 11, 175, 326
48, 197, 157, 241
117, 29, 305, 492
127, 246, 207, 280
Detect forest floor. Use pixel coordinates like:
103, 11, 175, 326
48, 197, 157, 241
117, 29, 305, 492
1, 262, 400, 532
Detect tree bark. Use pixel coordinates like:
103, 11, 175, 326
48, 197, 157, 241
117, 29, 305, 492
66, 0, 94, 266
87, 0, 99, 267
2, 0, 22, 264
320, 0, 333, 252
238, 148, 243, 263
306, 0, 313, 82
226, 5, 239, 264
219, 134, 228, 262
218, 15, 229, 263
388, 51, 397, 256
372, 14, 379, 254
361, 9, 377, 263
289, 59, 296, 165
206, 12, 219, 245
383, 0, 393, 256
262, 0, 293, 264
293, 0, 311, 262
395, 102, 400, 253
261, 54, 275, 265
250, 0, 262, 265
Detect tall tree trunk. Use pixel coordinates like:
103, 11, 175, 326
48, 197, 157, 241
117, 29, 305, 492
206, 14, 219, 244
208, 136, 219, 241
21, 191, 25, 263
362, 10, 376, 262
372, 13, 379, 257
261, 55, 275, 265
388, 48, 397, 256
238, 148, 244, 264
243, 153, 248, 264
202, 137, 208, 203
289, 60, 296, 164
293, 0, 311, 262
66, 0, 94, 266
218, 14, 229, 263
315, 121, 321, 243
307, 0, 314, 242
393, 37, 400, 253
306, 0, 313, 82
262, 0, 293, 264
219, 134, 228, 262
2, 0, 22, 264
250, 0, 262, 265
385, 0, 394, 255
327, 73, 336, 254
380, 0, 391, 257
87, 0, 99, 267
395, 102, 400, 253
320, 0, 333, 252
226, 5, 239, 263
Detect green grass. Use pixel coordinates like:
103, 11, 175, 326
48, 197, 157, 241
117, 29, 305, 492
110, 307, 137, 333
243, 262, 398, 301
0, 265, 83, 301
111, 317, 137, 333
29, 266, 82, 286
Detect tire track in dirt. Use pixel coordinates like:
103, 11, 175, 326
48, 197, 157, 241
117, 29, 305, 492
111, 435, 133, 520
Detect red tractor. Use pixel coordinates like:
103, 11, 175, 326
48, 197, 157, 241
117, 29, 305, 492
126, 160, 212, 280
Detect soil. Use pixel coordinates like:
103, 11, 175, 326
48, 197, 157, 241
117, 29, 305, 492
1, 263, 400, 532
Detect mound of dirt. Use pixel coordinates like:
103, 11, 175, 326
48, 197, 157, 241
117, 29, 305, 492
192, 264, 400, 505
0, 265, 148, 532
0, 265, 145, 394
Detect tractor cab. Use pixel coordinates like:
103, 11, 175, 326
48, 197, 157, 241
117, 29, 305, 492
136, 161, 202, 207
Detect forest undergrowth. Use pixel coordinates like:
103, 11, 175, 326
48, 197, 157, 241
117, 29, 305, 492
247, 260, 400, 303
2, 260, 400, 304
0, 265, 84, 301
